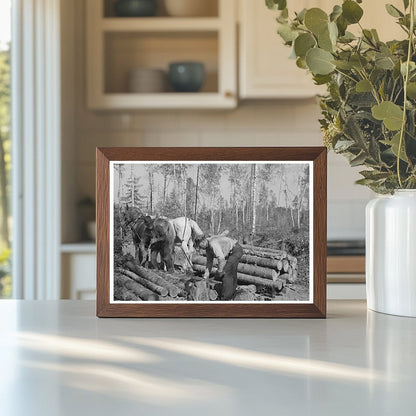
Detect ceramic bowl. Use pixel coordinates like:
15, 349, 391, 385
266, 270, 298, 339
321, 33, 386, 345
114, 0, 158, 17
168, 62, 205, 92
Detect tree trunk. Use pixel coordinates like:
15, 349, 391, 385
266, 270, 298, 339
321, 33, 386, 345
194, 164, 200, 220
130, 165, 135, 207
163, 174, 167, 210
235, 200, 238, 232
217, 210, 222, 234
251, 164, 257, 235
148, 169, 153, 214
290, 207, 295, 228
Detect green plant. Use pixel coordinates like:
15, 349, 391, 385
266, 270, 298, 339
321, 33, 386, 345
267, 0, 416, 193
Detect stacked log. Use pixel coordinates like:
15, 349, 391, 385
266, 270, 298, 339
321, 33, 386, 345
194, 244, 299, 290
126, 262, 182, 297
114, 272, 158, 301
192, 255, 278, 281
241, 244, 299, 284
114, 265, 187, 301
192, 264, 284, 292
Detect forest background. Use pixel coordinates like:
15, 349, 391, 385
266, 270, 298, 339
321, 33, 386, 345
114, 162, 310, 255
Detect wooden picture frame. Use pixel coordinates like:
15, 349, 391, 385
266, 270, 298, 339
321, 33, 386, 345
96, 147, 327, 318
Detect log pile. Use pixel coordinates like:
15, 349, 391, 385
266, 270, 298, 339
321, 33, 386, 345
194, 244, 298, 291
114, 263, 187, 301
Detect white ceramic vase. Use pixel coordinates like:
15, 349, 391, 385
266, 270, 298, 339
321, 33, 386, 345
366, 190, 416, 317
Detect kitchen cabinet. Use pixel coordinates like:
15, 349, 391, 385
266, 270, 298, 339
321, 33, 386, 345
61, 245, 96, 300
238, 0, 405, 99
239, 0, 325, 99
86, 0, 237, 109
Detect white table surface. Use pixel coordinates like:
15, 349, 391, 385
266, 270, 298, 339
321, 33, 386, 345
0, 300, 415, 416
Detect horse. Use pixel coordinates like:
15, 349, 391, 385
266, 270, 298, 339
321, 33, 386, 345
144, 216, 175, 272
120, 205, 152, 266
171, 216, 205, 257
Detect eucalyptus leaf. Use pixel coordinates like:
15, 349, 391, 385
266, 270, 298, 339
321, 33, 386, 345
356, 79, 372, 93
385, 4, 404, 17
369, 136, 382, 163
330, 5, 342, 22
313, 74, 332, 85
339, 31, 356, 43
266, 0, 287, 11
277, 23, 298, 43
350, 54, 368, 70
350, 152, 368, 167
336, 15, 348, 36
372, 101, 404, 130
294, 33, 316, 58
296, 57, 308, 69
371, 29, 380, 42
304, 8, 329, 35
306, 48, 335, 75
296, 8, 307, 23
382, 132, 409, 162
375, 55, 395, 70
318, 27, 334, 52
334, 139, 355, 151
342, 0, 364, 24
363, 29, 376, 46
407, 82, 416, 99
333, 60, 353, 70
360, 170, 392, 180
355, 178, 378, 186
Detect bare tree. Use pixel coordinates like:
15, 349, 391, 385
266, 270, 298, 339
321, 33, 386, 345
194, 164, 200, 220
251, 164, 257, 235
147, 165, 155, 214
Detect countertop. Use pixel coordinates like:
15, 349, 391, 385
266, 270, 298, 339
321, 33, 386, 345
0, 300, 415, 415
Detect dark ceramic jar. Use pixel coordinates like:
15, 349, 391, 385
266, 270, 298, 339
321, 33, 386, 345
114, 0, 157, 17
168, 62, 205, 92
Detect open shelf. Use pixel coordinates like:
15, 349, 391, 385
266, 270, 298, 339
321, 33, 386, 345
87, 0, 236, 109
101, 17, 221, 32
103, 0, 219, 18
104, 31, 218, 94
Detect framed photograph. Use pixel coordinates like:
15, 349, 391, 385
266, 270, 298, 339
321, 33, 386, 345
96, 147, 327, 318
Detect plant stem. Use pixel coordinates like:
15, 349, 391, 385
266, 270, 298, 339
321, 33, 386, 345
397, 0, 415, 188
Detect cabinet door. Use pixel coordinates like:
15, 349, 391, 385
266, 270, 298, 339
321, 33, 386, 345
239, 0, 404, 99
239, 0, 326, 99
62, 253, 96, 300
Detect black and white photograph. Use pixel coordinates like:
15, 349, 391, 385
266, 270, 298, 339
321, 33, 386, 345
110, 161, 312, 303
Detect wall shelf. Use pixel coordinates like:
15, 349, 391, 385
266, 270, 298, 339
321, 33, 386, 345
101, 17, 221, 32
86, 0, 236, 109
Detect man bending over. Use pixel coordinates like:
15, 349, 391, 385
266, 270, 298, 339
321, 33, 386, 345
198, 235, 243, 300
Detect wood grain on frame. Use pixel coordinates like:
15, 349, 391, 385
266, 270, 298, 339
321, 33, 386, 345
96, 147, 327, 318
